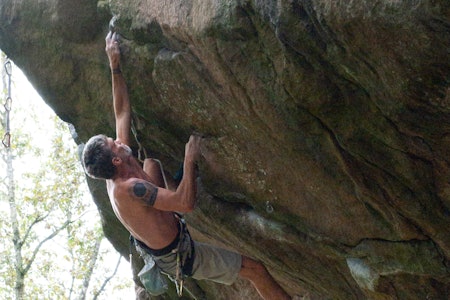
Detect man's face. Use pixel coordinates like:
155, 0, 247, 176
107, 138, 132, 157
121, 143, 132, 155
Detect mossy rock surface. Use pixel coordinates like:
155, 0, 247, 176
1, 0, 449, 298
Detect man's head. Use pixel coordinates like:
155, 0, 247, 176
82, 134, 116, 179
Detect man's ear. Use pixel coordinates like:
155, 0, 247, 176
112, 156, 122, 166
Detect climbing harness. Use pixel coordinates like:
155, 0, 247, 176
132, 214, 193, 297
161, 213, 196, 297
109, 17, 190, 298
168, 214, 192, 297
2, 58, 12, 148
131, 122, 190, 296
175, 251, 184, 296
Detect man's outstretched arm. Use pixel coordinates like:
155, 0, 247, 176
106, 31, 131, 145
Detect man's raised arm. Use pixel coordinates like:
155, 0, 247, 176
105, 31, 131, 145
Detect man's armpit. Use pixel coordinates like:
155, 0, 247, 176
130, 180, 158, 206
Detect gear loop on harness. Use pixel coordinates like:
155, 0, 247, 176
167, 214, 190, 297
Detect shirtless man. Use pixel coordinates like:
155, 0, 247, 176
81, 31, 291, 300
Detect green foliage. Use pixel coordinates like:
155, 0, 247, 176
0, 57, 132, 299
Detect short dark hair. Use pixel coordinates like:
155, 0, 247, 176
82, 134, 116, 179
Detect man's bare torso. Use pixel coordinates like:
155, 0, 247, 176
106, 161, 179, 250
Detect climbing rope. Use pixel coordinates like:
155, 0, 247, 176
131, 118, 148, 164
109, 16, 169, 187
2, 58, 12, 148
131, 118, 169, 189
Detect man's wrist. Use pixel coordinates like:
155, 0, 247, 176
184, 158, 198, 169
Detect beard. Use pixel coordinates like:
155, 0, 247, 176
122, 144, 133, 155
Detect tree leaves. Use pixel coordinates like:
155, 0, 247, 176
0, 54, 132, 299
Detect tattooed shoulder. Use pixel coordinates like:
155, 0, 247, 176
129, 180, 158, 206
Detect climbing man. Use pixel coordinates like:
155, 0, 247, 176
81, 31, 291, 300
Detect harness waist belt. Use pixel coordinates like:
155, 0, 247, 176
134, 220, 181, 257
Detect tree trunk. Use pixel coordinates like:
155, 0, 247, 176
77, 237, 102, 300
2, 55, 25, 300
7, 147, 25, 300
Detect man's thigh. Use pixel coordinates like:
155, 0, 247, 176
191, 241, 242, 285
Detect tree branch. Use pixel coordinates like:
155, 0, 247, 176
20, 212, 50, 247
93, 255, 123, 300
0, 176, 7, 188
77, 236, 102, 300
22, 219, 73, 275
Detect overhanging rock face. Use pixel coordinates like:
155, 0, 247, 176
1, 0, 449, 299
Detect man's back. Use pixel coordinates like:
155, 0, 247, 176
106, 159, 179, 250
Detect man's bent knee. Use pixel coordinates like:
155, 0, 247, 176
143, 158, 165, 188
239, 256, 267, 281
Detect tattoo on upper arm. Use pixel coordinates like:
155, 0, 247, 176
130, 181, 158, 206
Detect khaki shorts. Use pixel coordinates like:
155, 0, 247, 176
154, 233, 242, 285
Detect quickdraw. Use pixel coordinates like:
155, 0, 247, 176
168, 214, 189, 297
2, 57, 12, 148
